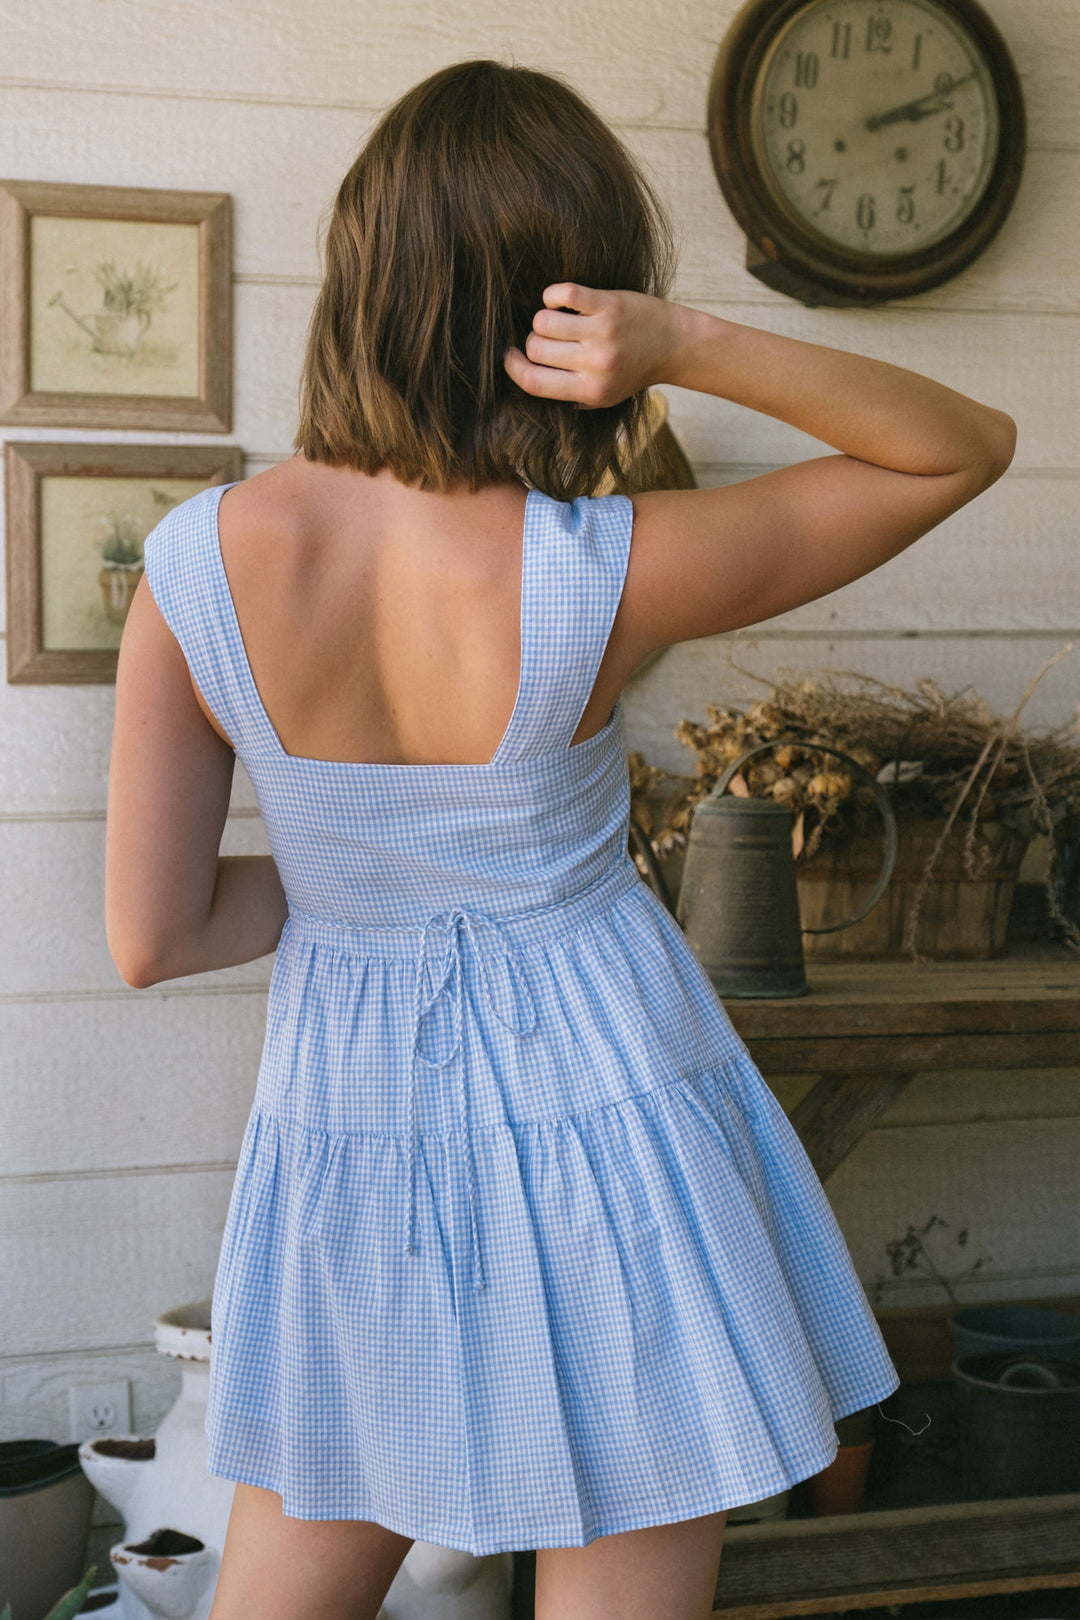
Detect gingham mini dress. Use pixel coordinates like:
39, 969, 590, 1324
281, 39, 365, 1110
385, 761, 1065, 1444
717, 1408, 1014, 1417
143, 479, 900, 1556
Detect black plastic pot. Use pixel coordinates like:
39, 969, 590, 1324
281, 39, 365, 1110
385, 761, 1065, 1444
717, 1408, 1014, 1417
0, 1440, 95, 1620
953, 1353, 1080, 1498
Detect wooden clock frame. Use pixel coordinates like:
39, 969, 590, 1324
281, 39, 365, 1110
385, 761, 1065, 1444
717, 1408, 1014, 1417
706, 0, 1027, 307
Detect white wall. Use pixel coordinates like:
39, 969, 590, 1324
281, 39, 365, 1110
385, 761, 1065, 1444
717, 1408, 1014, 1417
2, 0, 1078, 1567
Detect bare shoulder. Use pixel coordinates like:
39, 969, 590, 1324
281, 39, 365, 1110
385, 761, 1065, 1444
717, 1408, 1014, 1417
218, 457, 306, 526
214, 457, 320, 575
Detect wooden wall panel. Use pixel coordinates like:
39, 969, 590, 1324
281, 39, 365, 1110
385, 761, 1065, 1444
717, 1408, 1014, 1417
0, 1345, 180, 1445
0, 89, 1073, 315
623, 632, 1080, 774
0, 676, 260, 816
1, 0, 1076, 146
0, 817, 273, 995
0, 1169, 234, 1357
0, 993, 263, 1177
817, 1116, 1080, 1307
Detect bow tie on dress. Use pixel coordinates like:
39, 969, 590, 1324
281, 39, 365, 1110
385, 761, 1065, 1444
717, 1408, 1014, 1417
406, 907, 538, 1292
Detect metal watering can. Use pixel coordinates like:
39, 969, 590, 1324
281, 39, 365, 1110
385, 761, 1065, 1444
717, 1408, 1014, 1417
632, 740, 898, 998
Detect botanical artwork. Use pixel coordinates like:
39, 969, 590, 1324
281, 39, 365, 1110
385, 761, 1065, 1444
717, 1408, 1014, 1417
39, 476, 207, 651
30, 216, 200, 399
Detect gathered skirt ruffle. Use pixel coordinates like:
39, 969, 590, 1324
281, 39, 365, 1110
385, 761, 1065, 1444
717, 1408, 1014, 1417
205, 1040, 899, 1553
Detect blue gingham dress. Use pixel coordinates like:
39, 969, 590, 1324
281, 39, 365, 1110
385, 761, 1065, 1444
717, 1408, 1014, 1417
143, 479, 900, 1555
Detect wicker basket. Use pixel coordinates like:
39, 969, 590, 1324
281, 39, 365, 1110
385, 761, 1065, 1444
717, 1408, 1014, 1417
797, 819, 1030, 960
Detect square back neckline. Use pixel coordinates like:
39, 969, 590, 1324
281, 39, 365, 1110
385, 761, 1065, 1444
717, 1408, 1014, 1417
209, 480, 620, 772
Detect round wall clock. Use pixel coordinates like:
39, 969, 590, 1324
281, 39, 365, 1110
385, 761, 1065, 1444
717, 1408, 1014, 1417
707, 0, 1026, 305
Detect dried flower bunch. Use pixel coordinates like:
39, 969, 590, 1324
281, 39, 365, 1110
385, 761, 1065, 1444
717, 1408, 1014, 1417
628, 655, 1080, 947
869, 1213, 992, 1310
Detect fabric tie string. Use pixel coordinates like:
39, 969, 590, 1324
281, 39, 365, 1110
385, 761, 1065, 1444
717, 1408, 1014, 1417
406, 906, 538, 1292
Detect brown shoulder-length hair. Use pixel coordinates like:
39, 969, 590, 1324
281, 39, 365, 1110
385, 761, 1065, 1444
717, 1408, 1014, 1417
293, 60, 676, 501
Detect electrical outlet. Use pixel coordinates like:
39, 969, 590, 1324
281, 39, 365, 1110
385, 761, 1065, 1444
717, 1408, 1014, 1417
69, 1378, 132, 1443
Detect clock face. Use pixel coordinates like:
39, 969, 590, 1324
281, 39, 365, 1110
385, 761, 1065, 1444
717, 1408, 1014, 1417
750, 0, 1000, 258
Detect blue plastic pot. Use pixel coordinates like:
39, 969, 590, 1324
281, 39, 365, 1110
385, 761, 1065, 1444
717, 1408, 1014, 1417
950, 1304, 1080, 1365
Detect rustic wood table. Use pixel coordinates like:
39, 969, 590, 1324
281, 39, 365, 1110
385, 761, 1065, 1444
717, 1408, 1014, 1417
509, 945, 1080, 1620
715, 943, 1080, 1619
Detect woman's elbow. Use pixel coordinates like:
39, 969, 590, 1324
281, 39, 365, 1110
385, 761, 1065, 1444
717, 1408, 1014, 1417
111, 948, 166, 990
984, 410, 1018, 480
106, 920, 171, 989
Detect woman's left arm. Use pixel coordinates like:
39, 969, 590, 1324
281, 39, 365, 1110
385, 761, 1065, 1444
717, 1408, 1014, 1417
105, 574, 288, 989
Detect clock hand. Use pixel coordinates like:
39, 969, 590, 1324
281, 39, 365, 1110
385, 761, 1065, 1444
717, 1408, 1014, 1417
865, 71, 976, 131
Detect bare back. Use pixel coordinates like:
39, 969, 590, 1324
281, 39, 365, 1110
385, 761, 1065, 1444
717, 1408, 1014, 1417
205, 456, 647, 766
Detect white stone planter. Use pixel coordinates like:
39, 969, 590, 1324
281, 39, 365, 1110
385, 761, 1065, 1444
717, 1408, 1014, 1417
79, 1301, 512, 1620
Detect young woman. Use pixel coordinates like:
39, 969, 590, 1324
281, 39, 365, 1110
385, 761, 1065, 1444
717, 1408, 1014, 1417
106, 58, 1015, 1620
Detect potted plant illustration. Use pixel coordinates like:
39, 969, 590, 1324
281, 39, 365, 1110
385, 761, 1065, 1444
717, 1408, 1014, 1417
98, 514, 144, 625
48, 256, 178, 357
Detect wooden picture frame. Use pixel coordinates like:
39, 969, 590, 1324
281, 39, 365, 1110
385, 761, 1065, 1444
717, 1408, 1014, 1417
4, 441, 244, 683
0, 179, 232, 431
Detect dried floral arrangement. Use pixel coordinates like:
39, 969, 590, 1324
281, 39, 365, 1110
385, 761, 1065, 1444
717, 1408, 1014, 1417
628, 651, 1080, 950
868, 1213, 993, 1310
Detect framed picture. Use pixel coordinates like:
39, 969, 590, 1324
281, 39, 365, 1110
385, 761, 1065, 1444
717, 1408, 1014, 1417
0, 179, 231, 431
4, 441, 244, 683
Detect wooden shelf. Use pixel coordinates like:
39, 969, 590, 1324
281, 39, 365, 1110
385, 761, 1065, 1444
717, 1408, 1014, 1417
714, 1493, 1080, 1618
713, 947, 1080, 1615
723, 945, 1080, 1182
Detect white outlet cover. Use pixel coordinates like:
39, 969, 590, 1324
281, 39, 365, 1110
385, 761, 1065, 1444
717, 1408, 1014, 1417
69, 1378, 132, 1442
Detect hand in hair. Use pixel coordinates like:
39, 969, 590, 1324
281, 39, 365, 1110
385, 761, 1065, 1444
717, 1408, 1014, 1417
504, 283, 683, 409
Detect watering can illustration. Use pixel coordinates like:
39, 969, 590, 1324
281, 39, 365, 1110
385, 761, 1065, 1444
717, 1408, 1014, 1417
632, 740, 897, 998
48, 291, 151, 356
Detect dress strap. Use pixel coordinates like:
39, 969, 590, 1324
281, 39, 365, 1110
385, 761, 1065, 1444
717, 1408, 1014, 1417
489, 489, 633, 764
142, 481, 280, 758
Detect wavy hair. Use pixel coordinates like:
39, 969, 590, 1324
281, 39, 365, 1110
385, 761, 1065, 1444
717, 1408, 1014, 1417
293, 59, 676, 500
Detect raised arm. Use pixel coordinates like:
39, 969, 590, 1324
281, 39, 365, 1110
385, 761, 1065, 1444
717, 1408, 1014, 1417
505, 285, 1016, 656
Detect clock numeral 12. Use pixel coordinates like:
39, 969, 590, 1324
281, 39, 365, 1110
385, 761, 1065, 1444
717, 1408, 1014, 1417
865, 15, 892, 53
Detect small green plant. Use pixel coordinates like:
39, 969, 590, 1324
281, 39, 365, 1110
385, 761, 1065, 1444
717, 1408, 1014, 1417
99, 511, 144, 570
1, 1563, 97, 1620
870, 1213, 993, 1309
94, 257, 177, 319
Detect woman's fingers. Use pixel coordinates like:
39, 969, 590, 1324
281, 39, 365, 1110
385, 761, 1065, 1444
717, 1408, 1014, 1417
542, 281, 604, 315
503, 345, 586, 401
523, 332, 581, 370
532, 307, 587, 341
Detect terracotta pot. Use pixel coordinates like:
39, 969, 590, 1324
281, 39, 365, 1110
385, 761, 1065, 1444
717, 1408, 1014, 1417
98, 565, 143, 625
